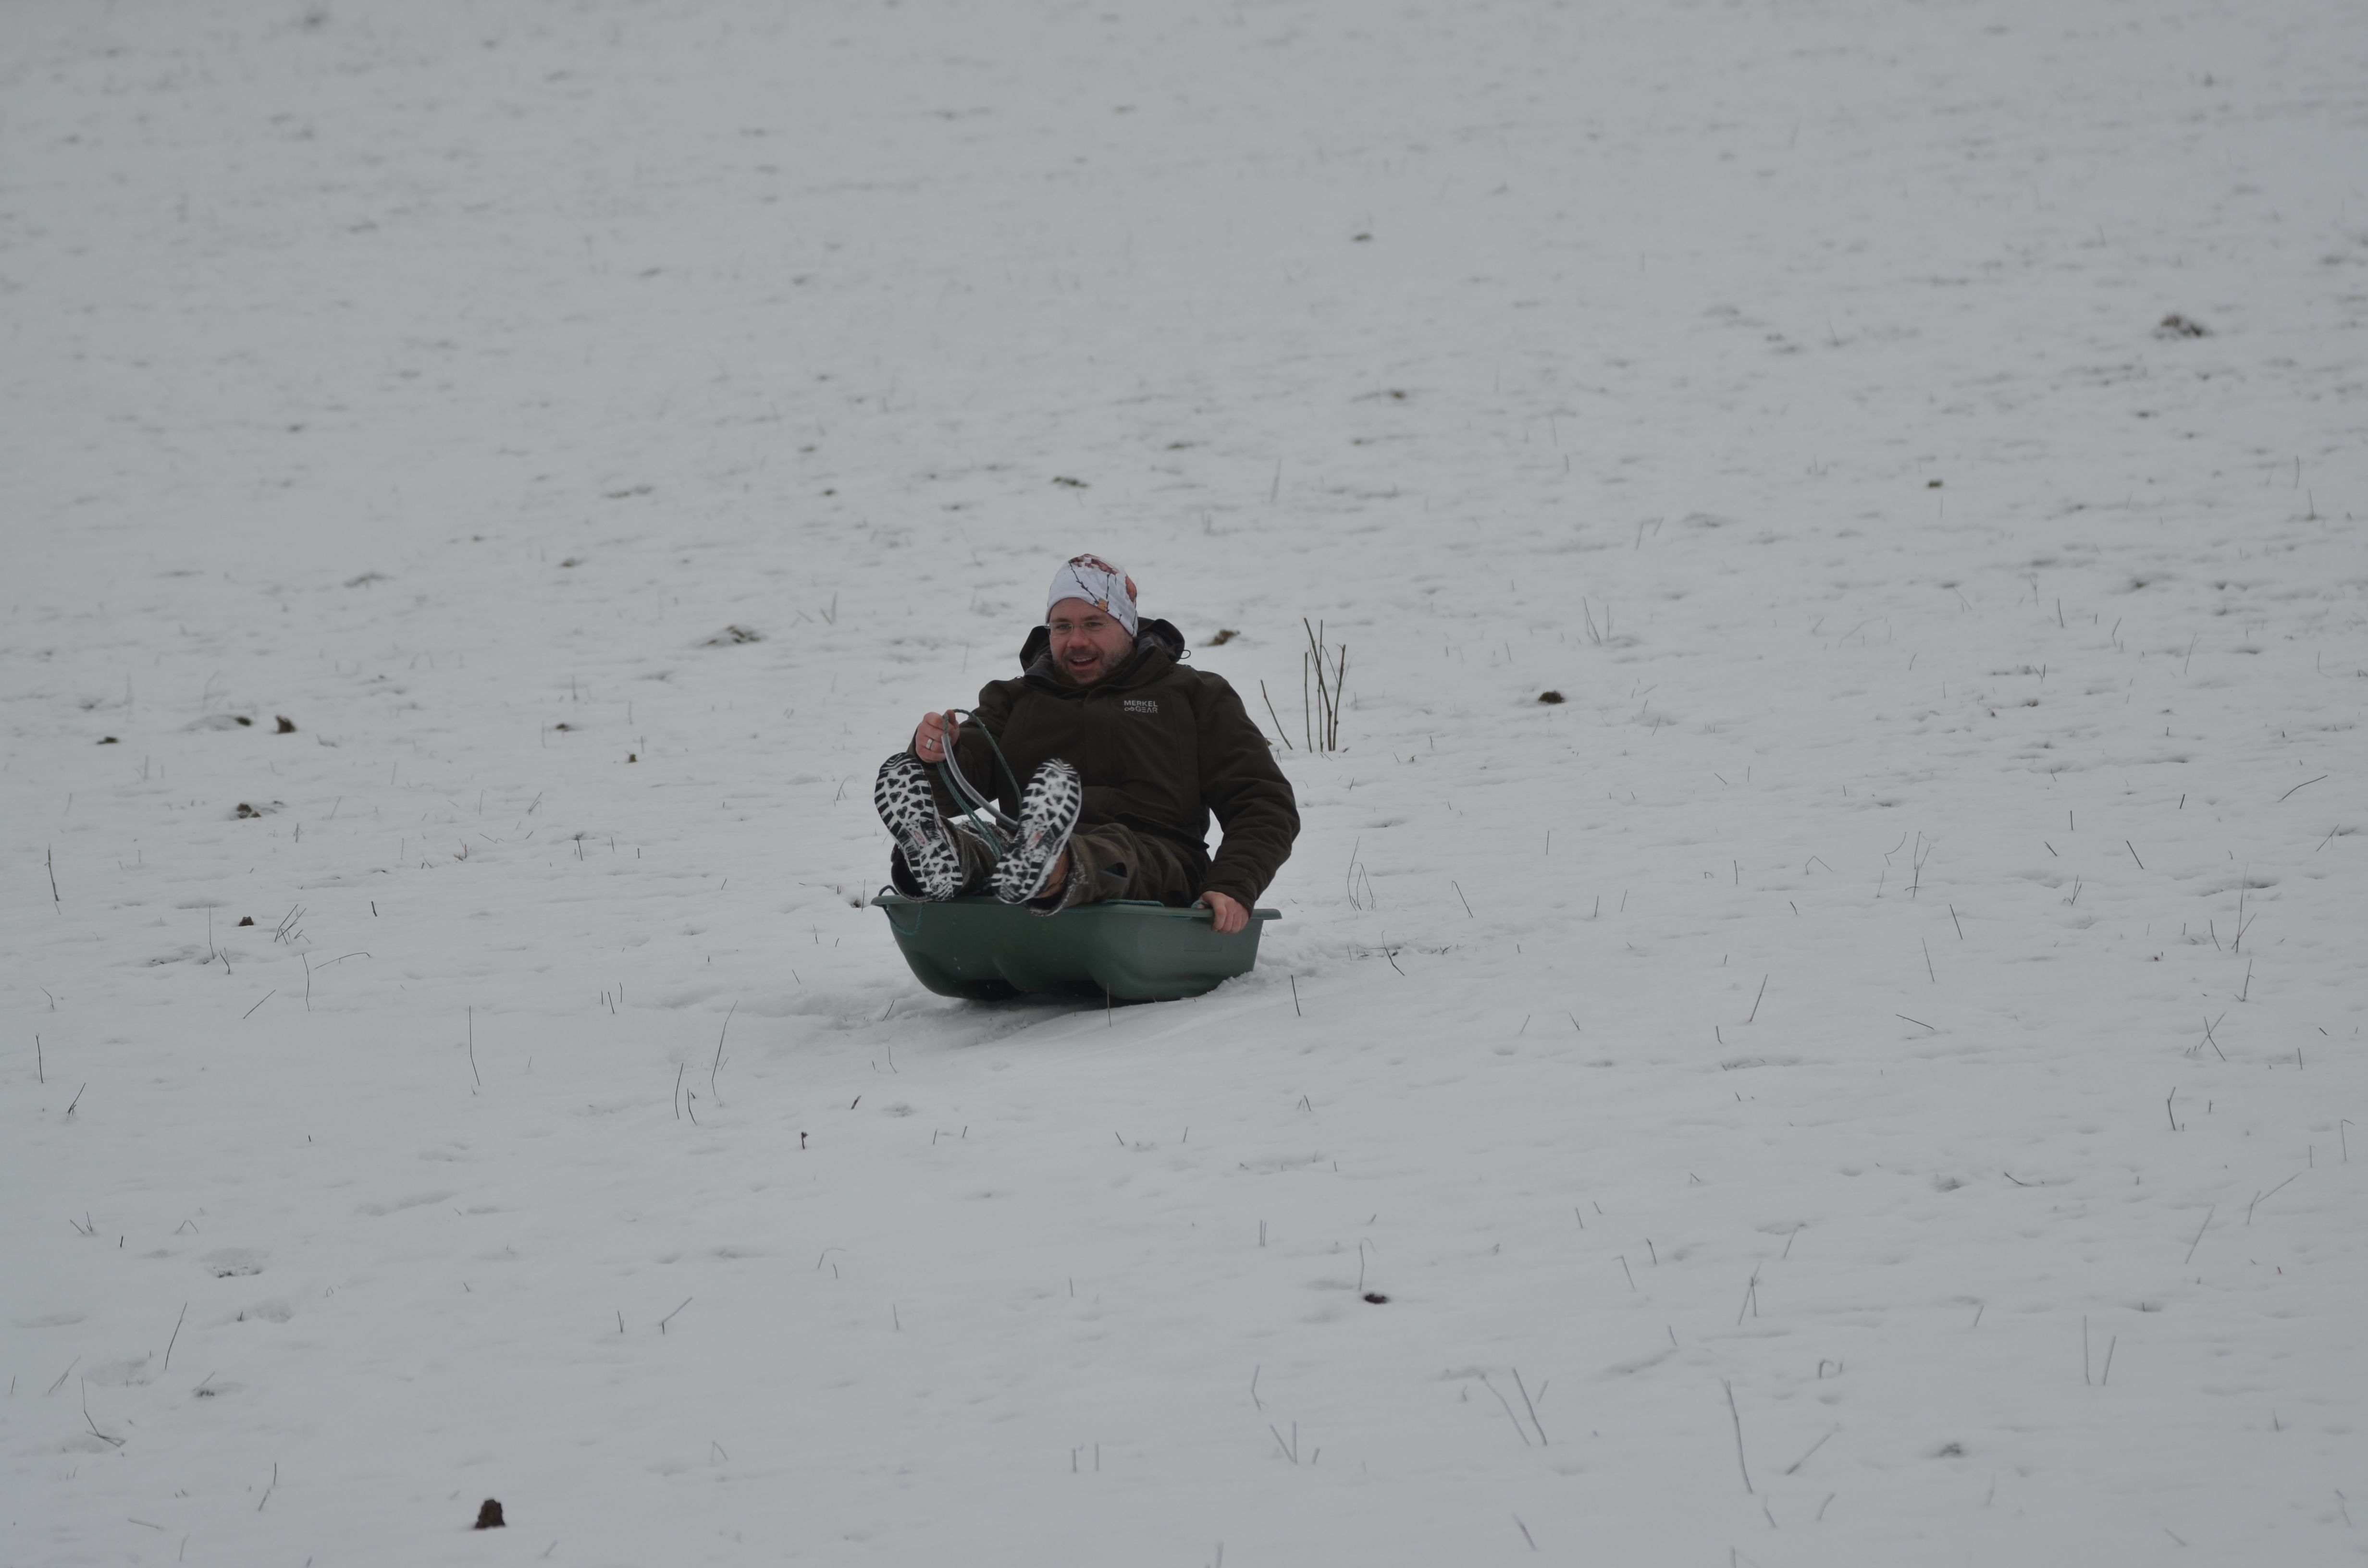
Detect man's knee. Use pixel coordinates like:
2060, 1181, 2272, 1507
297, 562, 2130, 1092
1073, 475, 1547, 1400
1068, 827, 1198, 906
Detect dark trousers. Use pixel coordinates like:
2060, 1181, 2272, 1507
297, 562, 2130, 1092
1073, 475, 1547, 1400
890, 822, 1206, 909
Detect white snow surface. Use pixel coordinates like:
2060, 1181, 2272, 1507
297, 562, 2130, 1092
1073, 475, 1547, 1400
6, 0, 2366, 1562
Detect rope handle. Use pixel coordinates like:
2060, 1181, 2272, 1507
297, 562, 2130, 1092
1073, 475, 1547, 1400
933, 707, 1024, 860
946, 708, 1026, 802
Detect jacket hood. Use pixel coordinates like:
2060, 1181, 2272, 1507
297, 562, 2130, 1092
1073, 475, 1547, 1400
1017, 617, 1186, 690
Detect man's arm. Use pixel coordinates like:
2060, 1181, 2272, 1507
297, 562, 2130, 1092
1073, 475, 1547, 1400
1194, 676, 1299, 913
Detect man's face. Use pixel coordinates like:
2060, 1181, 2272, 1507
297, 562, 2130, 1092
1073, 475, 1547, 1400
1048, 597, 1136, 686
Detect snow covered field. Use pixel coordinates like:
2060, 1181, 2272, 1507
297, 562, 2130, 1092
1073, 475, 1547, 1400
6, 0, 2365, 1561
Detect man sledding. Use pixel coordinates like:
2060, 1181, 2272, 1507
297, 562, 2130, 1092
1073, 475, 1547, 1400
873, 555, 1298, 935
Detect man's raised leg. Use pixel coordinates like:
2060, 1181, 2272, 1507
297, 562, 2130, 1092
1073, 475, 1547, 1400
990, 760, 1083, 904
875, 752, 983, 900
1019, 823, 1203, 914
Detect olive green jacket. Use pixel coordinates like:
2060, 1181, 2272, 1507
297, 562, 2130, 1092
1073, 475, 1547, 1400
933, 620, 1298, 907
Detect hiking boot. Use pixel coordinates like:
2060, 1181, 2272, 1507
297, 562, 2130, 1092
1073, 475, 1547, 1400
875, 752, 970, 900
990, 759, 1083, 905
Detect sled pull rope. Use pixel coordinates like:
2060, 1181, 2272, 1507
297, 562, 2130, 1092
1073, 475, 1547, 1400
947, 710, 1026, 804
937, 764, 1007, 862
935, 708, 1024, 858
937, 709, 1024, 815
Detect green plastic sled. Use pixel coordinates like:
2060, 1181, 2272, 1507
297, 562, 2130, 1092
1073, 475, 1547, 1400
876, 894, 1280, 1002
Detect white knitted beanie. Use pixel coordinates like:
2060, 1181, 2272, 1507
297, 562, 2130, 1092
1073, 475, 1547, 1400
1046, 554, 1139, 636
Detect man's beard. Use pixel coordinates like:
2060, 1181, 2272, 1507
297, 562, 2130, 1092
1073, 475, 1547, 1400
1057, 641, 1131, 686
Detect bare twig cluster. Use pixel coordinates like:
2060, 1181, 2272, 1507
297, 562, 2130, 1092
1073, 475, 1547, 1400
1343, 838, 1376, 910
1472, 1369, 1549, 1447
1302, 620, 1347, 751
